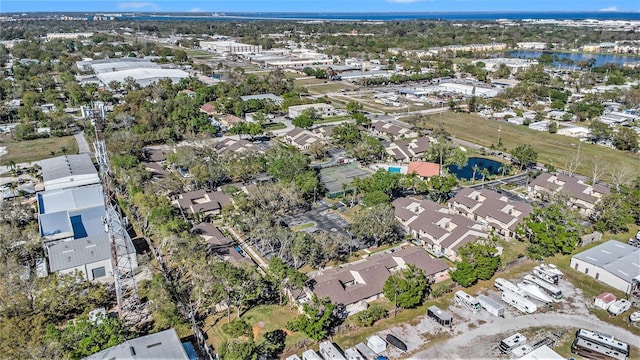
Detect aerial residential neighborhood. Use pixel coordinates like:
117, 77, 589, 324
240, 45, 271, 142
0, 2, 639, 360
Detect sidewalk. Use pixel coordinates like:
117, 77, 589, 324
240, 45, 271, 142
224, 226, 269, 273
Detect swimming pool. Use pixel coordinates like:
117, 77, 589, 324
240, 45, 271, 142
388, 167, 401, 173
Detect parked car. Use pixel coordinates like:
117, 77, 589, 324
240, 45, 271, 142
608, 299, 631, 316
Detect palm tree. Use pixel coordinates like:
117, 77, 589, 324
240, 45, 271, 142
480, 168, 491, 186
471, 164, 480, 183
60, 146, 69, 155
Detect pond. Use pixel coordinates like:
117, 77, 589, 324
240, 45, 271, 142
508, 50, 640, 68
449, 157, 503, 180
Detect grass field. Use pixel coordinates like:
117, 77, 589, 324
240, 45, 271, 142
0, 136, 78, 164
405, 112, 640, 181
205, 305, 307, 353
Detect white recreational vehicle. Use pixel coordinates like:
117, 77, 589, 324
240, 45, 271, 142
499, 333, 528, 354
477, 294, 505, 317
540, 263, 563, 279
319, 341, 346, 360
302, 350, 324, 360
533, 265, 559, 285
523, 274, 562, 301
454, 290, 482, 313
517, 280, 554, 306
494, 278, 527, 297
501, 289, 537, 314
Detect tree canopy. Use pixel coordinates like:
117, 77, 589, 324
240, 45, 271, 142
382, 264, 429, 309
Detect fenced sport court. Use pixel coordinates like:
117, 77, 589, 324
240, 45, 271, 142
319, 162, 373, 196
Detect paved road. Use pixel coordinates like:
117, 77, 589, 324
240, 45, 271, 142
75, 131, 93, 154
409, 313, 640, 359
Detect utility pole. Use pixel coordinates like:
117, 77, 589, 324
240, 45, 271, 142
91, 103, 144, 326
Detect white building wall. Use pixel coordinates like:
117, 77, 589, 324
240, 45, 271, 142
58, 258, 113, 281
570, 257, 632, 293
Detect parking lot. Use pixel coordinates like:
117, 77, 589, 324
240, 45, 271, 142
280, 200, 351, 237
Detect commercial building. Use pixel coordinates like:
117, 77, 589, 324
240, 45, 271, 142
570, 240, 640, 294
40, 154, 100, 191
38, 154, 137, 281
96, 68, 189, 88
200, 40, 262, 54
288, 103, 337, 118
83, 328, 192, 360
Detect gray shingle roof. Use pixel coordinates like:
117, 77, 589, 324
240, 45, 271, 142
41, 154, 98, 185
83, 328, 189, 360
573, 241, 640, 284
48, 234, 112, 272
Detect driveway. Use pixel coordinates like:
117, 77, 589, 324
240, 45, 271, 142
75, 131, 93, 154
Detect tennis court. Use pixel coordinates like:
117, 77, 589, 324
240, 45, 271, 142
319, 162, 373, 196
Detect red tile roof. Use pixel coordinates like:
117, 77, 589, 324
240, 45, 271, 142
408, 161, 440, 178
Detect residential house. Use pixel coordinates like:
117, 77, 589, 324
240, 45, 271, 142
371, 121, 418, 140
392, 197, 488, 261
407, 161, 440, 179
448, 188, 533, 239
199, 102, 216, 115
528, 173, 610, 215
282, 127, 324, 150
192, 222, 253, 267
220, 114, 245, 128
173, 190, 232, 218
313, 124, 337, 140
215, 138, 258, 153
384, 137, 431, 162
306, 246, 448, 314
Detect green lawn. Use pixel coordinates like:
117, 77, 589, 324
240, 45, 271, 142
406, 112, 640, 181
0, 136, 79, 164
205, 305, 307, 354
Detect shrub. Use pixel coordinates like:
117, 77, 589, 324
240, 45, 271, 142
353, 304, 388, 327
221, 319, 252, 338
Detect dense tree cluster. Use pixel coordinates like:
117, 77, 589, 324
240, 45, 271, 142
450, 241, 500, 288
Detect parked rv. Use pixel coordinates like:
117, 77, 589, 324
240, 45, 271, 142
302, 349, 324, 360
495, 277, 527, 297
454, 290, 481, 313
366, 335, 386, 354
477, 294, 505, 317
523, 274, 562, 301
501, 289, 537, 314
499, 333, 528, 354
344, 347, 364, 360
517, 280, 554, 306
427, 305, 453, 327
319, 341, 346, 360
533, 266, 559, 285
354, 343, 377, 360
608, 299, 631, 316
540, 263, 563, 279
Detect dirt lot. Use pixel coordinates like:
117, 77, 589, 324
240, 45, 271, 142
369, 272, 640, 359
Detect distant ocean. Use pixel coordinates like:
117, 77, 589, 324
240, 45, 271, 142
120, 12, 640, 22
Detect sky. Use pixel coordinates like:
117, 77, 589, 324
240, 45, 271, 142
0, 0, 639, 14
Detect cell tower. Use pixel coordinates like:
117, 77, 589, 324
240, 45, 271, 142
89, 103, 144, 325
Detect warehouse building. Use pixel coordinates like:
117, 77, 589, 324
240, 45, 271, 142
570, 240, 640, 294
